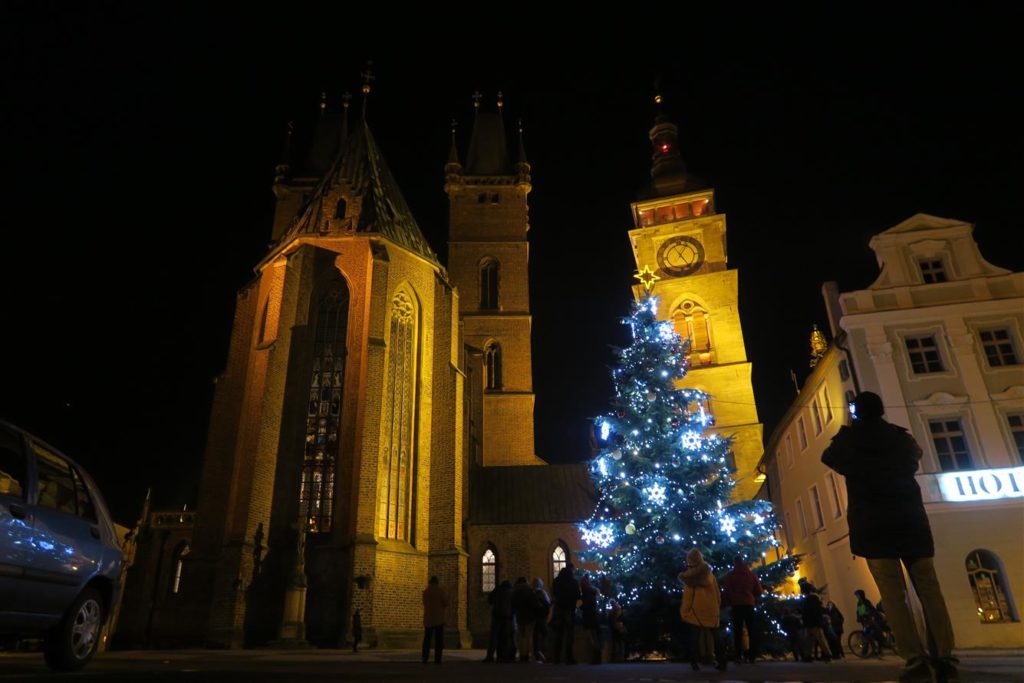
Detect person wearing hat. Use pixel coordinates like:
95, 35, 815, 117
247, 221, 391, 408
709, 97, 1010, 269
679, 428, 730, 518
823, 391, 957, 683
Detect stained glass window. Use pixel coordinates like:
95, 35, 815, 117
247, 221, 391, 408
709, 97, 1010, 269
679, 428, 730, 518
966, 549, 1018, 623
379, 290, 417, 541
300, 283, 349, 533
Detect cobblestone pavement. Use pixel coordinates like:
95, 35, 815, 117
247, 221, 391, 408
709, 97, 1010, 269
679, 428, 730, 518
1, 649, 1021, 682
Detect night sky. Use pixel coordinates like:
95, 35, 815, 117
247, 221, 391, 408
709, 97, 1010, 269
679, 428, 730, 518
3, 7, 1021, 523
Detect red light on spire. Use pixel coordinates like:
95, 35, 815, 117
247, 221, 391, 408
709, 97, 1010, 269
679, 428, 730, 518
660, 143, 670, 152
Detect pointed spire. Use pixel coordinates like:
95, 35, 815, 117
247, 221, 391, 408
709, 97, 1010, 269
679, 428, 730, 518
644, 89, 699, 198
809, 324, 828, 368
340, 91, 351, 146
360, 60, 375, 120
447, 118, 461, 166
515, 118, 528, 165
515, 118, 531, 192
466, 91, 511, 175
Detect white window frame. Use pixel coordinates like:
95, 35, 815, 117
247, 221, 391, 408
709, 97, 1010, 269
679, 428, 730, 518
784, 433, 794, 469
795, 497, 808, 539
809, 484, 826, 531
811, 398, 823, 435
797, 417, 808, 451
820, 385, 834, 424
825, 471, 844, 519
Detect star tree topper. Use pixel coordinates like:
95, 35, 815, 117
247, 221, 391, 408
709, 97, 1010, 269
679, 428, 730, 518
634, 264, 660, 292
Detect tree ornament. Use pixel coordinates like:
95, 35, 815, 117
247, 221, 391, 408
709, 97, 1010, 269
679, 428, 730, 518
655, 535, 665, 545
646, 391, 657, 402
625, 522, 636, 535
611, 449, 622, 460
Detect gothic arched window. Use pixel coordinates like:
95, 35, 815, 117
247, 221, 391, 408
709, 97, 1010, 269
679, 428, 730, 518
552, 542, 569, 581
485, 341, 502, 390
171, 542, 190, 595
334, 198, 347, 219
300, 281, 349, 533
480, 259, 499, 310
966, 549, 1019, 623
379, 290, 418, 542
482, 547, 497, 593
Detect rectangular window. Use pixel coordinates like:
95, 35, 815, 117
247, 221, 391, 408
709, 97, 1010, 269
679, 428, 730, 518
0, 425, 26, 499
811, 399, 823, 435
820, 386, 834, 424
809, 485, 825, 530
784, 434, 794, 469
979, 329, 1019, 367
929, 418, 974, 471
32, 443, 78, 516
905, 335, 945, 374
796, 498, 808, 539
784, 511, 794, 549
797, 418, 808, 450
1008, 414, 1024, 462
919, 258, 948, 283
825, 471, 844, 519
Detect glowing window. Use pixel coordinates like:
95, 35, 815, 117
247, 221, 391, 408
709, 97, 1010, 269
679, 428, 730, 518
552, 544, 568, 579
482, 548, 497, 593
966, 549, 1019, 623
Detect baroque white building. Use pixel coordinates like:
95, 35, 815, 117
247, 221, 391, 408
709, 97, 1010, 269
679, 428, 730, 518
764, 213, 1024, 650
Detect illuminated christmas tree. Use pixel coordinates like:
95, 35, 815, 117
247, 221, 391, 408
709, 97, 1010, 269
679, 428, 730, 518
579, 294, 797, 655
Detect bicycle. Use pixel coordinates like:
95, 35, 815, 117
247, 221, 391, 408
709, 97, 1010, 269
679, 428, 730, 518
847, 625, 896, 658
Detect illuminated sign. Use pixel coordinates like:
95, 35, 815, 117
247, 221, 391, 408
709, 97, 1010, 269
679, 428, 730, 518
938, 467, 1024, 502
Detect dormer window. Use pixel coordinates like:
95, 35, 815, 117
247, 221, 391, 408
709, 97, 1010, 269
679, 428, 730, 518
919, 258, 948, 283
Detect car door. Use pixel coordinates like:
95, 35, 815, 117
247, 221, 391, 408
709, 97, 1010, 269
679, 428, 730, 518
23, 439, 102, 617
0, 423, 35, 616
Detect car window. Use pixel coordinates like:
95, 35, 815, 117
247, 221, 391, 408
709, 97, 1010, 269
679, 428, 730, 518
32, 442, 78, 516
0, 425, 26, 498
71, 466, 97, 522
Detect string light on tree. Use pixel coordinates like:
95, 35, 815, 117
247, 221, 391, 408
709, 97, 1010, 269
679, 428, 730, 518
578, 295, 798, 655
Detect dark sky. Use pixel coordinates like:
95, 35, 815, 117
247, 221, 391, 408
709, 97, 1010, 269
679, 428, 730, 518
2, 7, 1022, 523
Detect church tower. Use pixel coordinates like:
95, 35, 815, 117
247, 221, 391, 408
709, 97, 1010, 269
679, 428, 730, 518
445, 94, 543, 467
627, 96, 764, 499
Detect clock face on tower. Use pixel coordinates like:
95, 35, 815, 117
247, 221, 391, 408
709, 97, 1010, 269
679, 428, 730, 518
656, 236, 705, 277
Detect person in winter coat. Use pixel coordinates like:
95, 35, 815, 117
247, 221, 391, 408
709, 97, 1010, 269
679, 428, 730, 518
550, 564, 581, 664
511, 577, 540, 662
484, 579, 515, 662
825, 601, 845, 658
422, 576, 448, 663
823, 392, 957, 683
678, 548, 724, 672
801, 592, 832, 662
579, 575, 601, 664
721, 555, 763, 662
532, 578, 551, 662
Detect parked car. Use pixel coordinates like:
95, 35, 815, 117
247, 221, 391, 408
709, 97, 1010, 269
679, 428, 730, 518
0, 420, 122, 670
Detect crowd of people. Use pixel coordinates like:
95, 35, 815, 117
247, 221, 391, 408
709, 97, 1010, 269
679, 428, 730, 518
401, 392, 961, 683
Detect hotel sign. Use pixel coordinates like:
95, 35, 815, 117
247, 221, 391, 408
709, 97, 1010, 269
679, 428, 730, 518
938, 466, 1024, 502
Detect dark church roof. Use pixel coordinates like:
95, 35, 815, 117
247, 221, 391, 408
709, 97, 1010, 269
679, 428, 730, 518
285, 120, 439, 265
470, 464, 597, 525
465, 111, 512, 175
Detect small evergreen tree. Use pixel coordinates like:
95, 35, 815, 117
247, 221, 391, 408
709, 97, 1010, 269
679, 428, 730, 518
579, 296, 797, 656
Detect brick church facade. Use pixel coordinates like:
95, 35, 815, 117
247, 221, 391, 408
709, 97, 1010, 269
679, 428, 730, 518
113, 93, 593, 649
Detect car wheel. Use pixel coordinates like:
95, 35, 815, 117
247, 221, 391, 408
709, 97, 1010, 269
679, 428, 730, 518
43, 587, 104, 671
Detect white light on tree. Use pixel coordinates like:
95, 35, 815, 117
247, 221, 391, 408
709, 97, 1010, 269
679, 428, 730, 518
600, 421, 611, 441
681, 430, 702, 450
582, 524, 615, 548
646, 483, 667, 505
720, 515, 737, 535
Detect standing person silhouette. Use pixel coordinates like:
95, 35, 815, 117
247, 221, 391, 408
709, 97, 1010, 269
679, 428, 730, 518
823, 391, 957, 683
